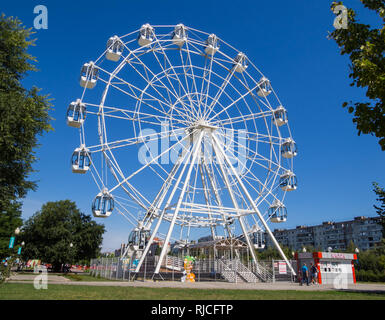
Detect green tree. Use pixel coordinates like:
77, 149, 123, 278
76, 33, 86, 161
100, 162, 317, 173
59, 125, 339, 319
20, 200, 105, 271
0, 202, 22, 259
373, 182, 385, 237
346, 240, 357, 253
329, 1, 385, 150
0, 14, 52, 259
256, 245, 294, 261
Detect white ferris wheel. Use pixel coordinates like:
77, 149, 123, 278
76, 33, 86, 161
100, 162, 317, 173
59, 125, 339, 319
67, 24, 298, 275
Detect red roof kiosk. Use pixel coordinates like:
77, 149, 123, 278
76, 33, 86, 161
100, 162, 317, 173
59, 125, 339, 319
295, 252, 357, 285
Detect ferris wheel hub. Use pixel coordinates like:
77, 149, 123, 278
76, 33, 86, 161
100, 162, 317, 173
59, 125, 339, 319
193, 120, 218, 131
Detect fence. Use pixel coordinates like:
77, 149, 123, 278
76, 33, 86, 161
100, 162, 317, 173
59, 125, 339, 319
89, 256, 297, 283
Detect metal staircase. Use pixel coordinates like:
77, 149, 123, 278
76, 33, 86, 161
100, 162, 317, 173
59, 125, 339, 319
217, 259, 245, 283
218, 258, 273, 283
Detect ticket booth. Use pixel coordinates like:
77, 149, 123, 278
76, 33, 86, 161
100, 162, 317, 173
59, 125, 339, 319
295, 251, 357, 285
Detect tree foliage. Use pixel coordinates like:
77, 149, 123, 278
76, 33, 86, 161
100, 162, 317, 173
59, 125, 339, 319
0, 202, 22, 259
255, 244, 294, 260
0, 14, 52, 259
329, 1, 385, 150
355, 239, 385, 282
20, 200, 105, 271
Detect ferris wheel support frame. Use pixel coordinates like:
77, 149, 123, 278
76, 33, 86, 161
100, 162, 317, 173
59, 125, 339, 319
201, 159, 233, 239
211, 134, 260, 272
133, 132, 200, 274
211, 133, 296, 276
154, 130, 205, 274
198, 158, 217, 240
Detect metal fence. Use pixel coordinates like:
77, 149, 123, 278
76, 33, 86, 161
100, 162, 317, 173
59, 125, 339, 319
89, 256, 297, 283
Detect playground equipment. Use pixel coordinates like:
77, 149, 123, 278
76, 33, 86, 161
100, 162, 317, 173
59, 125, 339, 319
67, 24, 298, 279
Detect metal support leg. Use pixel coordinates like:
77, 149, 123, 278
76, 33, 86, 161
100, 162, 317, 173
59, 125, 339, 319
211, 133, 296, 276
154, 131, 204, 274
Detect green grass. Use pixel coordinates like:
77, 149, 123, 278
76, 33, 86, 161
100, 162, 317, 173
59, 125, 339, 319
63, 274, 118, 282
0, 283, 384, 300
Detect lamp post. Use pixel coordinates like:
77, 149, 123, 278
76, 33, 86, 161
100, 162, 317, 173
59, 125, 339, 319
355, 247, 360, 266
70, 242, 73, 259
8, 227, 20, 249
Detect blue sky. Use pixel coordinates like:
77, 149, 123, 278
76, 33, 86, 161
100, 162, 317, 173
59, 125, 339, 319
3, 0, 385, 252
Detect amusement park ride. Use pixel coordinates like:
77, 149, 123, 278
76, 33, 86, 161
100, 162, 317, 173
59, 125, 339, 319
67, 24, 298, 278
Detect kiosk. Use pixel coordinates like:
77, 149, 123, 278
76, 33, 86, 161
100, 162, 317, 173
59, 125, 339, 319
295, 251, 357, 285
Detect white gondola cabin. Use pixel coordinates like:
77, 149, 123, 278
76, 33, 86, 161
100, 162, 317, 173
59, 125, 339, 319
232, 52, 248, 73
80, 62, 98, 89
106, 36, 124, 61
273, 105, 288, 126
128, 227, 150, 250
257, 77, 272, 97
205, 34, 219, 55
67, 99, 86, 128
279, 171, 297, 192
138, 24, 154, 47
71, 145, 91, 174
92, 189, 114, 218
269, 200, 288, 223
281, 138, 297, 159
172, 24, 187, 46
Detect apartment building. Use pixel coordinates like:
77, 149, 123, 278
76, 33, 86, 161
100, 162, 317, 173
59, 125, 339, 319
262, 216, 383, 251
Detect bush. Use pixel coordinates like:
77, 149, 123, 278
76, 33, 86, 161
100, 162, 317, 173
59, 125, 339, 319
356, 269, 385, 282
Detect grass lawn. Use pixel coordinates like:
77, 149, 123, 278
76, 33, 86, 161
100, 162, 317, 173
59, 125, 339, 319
0, 283, 384, 300
62, 273, 118, 281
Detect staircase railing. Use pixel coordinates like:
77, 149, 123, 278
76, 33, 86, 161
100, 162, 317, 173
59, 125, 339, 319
217, 259, 244, 283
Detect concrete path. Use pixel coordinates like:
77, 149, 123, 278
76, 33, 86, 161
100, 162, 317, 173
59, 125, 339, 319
6, 274, 385, 293
8, 274, 71, 282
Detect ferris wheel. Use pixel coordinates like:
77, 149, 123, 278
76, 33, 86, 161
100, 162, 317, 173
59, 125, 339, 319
67, 24, 298, 275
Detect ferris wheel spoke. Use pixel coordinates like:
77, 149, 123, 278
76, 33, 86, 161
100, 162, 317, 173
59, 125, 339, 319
211, 110, 272, 127
90, 127, 189, 154
201, 54, 215, 117
182, 40, 201, 116
206, 83, 260, 123
109, 129, 195, 193
98, 63, 194, 123
150, 54, 197, 122
151, 36, 200, 119
122, 49, 195, 121
202, 65, 236, 119
215, 130, 282, 203
97, 77, 173, 120
114, 199, 141, 226
216, 129, 283, 174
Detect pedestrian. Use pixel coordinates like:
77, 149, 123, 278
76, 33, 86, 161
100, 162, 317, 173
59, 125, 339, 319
300, 263, 309, 286
310, 263, 318, 285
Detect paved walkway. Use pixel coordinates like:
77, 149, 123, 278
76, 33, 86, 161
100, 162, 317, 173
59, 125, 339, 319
6, 274, 385, 293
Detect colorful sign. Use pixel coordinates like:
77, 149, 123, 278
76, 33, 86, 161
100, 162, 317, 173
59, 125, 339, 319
8, 237, 15, 249
278, 262, 287, 274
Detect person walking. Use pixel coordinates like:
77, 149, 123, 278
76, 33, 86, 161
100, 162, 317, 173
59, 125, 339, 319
310, 263, 318, 285
300, 263, 309, 286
